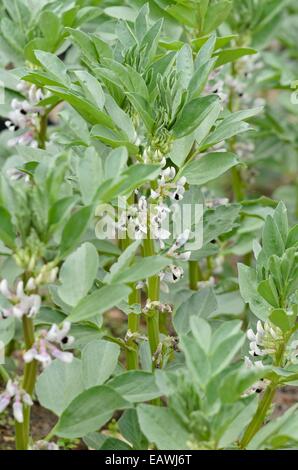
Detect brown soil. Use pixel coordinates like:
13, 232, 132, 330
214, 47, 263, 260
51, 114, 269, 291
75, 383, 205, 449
0, 386, 297, 450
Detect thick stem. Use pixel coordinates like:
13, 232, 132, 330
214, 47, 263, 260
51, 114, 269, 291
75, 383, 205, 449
37, 113, 48, 149
239, 383, 276, 449
239, 343, 285, 449
0, 364, 10, 383
231, 166, 245, 202
126, 286, 140, 370
143, 236, 160, 366
189, 260, 199, 290
15, 317, 37, 450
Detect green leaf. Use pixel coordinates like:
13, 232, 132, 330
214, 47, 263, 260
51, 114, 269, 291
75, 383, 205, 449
47, 86, 115, 128
58, 242, 99, 307
0, 207, 16, 249
219, 368, 264, 404
247, 405, 298, 450
74, 70, 105, 110
180, 335, 210, 387
107, 256, 170, 284
218, 398, 258, 448
36, 359, 84, 416
201, 108, 262, 149
126, 93, 154, 132
210, 330, 245, 376
194, 34, 216, 69
257, 278, 280, 308
104, 95, 135, 141
35, 50, 70, 87
173, 95, 219, 138
202, 204, 241, 245
176, 44, 194, 88
137, 405, 189, 450
55, 385, 130, 438
119, 409, 148, 450
173, 288, 217, 335
104, 240, 141, 284
0, 317, 15, 345
286, 224, 298, 248
104, 147, 128, 180
214, 48, 257, 67
273, 201, 288, 245
203, 1, 232, 34
38, 11, 61, 45
59, 206, 93, 258
238, 264, 270, 320
91, 125, 139, 154
82, 340, 120, 388
269, 308, 294, 333
48, 197, 77, 233
181, 152, 239, 185
169, 134, 195, 166
108, 371, 161, 403
84, 432, 132, 450
104, 6, 137, 21
262, 215, 285, 258
78, 147, 103, 205
68, 284, 131, 323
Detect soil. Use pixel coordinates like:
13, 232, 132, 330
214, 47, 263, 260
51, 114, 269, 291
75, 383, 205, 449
1, 385, 297, 450
0, 401, 57, 450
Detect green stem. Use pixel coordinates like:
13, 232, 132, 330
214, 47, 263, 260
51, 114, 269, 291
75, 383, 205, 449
15, 317, 37, 450
239, 382, 277, 449
37, 113, 48, 149
126, 286, 140, 370
231, 166, 245, 202
189, 260, 199, 290
143, 236, 160, 367
239, 343, 285, 449
0, 364, 10, 383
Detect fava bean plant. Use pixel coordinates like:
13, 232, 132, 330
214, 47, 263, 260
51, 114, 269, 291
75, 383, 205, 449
0, 0, 297, 451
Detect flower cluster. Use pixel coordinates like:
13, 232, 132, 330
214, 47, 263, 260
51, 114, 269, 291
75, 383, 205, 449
160, 264, 184, 288
0, 279, 41, 319
143, 300, 172, 315
150, 167, 187, 202
0, 380, 33, 423
247, 320, 283, 358
167, 229, 191, 261
243, 356, 267, 396
5, 81, 45, 148
118, 196, 148, 240
23, 322, 74, 368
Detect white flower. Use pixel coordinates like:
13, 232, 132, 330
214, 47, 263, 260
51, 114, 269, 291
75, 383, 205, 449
0, 393, 10, 413
26, 277, 36, 292
167, 230, 191, 260
13, 400, 24, 423
247, 321, 283, 358
0, 279, 41, 320
150, 169, 187, 202
160, 265, 184, 284
5, 83, 44, 149
0, 380, 33, 422
0, 279, 13, 299
242, 356, 267, 396
23, 322, 74, 368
